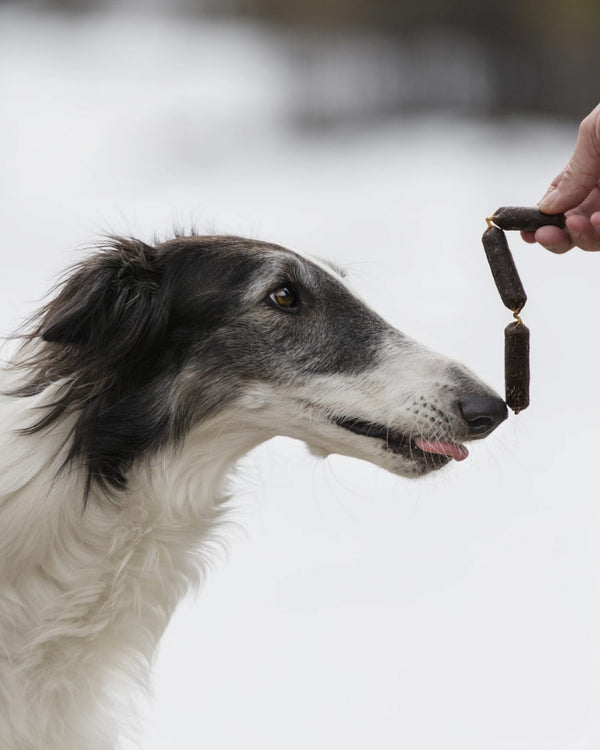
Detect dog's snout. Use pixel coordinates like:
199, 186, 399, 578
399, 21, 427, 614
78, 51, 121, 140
458, 393, 508, 437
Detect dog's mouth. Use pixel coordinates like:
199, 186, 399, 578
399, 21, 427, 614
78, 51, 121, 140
332, 416, 468, 465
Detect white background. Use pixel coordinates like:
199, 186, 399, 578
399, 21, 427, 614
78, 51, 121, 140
1, 8, 599, 749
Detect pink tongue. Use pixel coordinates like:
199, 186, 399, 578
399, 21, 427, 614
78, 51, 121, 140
414, 438, 469, 461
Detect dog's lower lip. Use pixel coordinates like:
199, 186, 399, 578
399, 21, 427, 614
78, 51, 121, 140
332, 416, 465, 462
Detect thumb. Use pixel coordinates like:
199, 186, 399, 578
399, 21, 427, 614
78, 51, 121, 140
539, 104, 600, 213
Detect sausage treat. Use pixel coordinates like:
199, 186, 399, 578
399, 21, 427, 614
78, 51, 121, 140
482, 206, 546, 415
504, 320, 530, 413
489, 206, 566, 232
482, 225, 527, 313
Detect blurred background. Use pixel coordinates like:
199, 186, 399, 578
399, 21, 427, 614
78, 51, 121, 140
1, 1, 600, 749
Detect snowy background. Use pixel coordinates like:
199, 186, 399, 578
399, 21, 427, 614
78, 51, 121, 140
1, 6, 599, 749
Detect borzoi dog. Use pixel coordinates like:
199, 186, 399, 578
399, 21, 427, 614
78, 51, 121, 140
0, 235, 507, 749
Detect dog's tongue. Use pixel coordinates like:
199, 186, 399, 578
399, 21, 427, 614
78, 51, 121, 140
414, 438, 469, 461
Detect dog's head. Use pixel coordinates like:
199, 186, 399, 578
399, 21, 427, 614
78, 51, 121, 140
21, 235, 506, 489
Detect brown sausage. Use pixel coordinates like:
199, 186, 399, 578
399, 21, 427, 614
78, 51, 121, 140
505, 320, 530, 413
482, 226, 527, 312
490, 206, 566, 232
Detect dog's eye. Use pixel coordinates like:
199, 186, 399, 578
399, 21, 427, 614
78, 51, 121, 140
269, 285, 298, 310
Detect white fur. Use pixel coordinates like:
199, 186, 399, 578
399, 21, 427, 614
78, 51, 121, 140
0, 376, 256, 749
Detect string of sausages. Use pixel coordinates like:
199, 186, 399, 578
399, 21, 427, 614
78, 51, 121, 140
482, 207, 566, 414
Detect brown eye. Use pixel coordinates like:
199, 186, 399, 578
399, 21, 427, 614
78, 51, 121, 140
269, 285, 297, 309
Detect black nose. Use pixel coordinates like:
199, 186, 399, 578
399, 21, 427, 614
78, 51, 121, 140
458, 394, 508, 437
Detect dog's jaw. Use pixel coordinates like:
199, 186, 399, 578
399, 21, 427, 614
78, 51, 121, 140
232, 332, 504, 480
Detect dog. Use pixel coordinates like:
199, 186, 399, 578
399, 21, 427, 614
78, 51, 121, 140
0, 235, 507, 749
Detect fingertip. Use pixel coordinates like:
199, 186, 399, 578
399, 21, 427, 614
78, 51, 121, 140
520, 231, 536, 244
537, 190, 559, 213
538, 193, 573, 215
534, 225, 573, 254
564, 213, 589, 234
537, 175, 592, 214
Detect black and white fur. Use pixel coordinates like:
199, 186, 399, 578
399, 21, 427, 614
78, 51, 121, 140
0, 235, 507, 749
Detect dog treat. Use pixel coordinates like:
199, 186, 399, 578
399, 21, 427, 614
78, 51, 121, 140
482, 225, 527, 313
482, 209, 532, 415
504, 320, 530, 413
489, 206, 566, 232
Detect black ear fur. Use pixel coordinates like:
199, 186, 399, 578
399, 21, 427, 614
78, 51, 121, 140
41, 238, 168, 368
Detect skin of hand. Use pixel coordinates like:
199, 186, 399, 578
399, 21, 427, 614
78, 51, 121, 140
521, 103, 600, 253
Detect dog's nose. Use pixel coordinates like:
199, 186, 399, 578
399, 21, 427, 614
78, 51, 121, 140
458, 393, 508, 437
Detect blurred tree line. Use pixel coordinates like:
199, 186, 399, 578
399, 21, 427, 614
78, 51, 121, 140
9, 0, 599, 120
219, 0, 599, 119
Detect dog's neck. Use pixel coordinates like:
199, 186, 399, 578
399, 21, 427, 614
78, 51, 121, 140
0, 396, 267, 750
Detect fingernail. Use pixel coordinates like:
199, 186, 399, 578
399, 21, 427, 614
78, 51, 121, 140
537, 189, 558, 212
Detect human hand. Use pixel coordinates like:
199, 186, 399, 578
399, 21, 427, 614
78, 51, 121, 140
521, 103, 600, 253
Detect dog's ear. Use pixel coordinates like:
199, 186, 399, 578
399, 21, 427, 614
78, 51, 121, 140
41, 238, 168, 367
